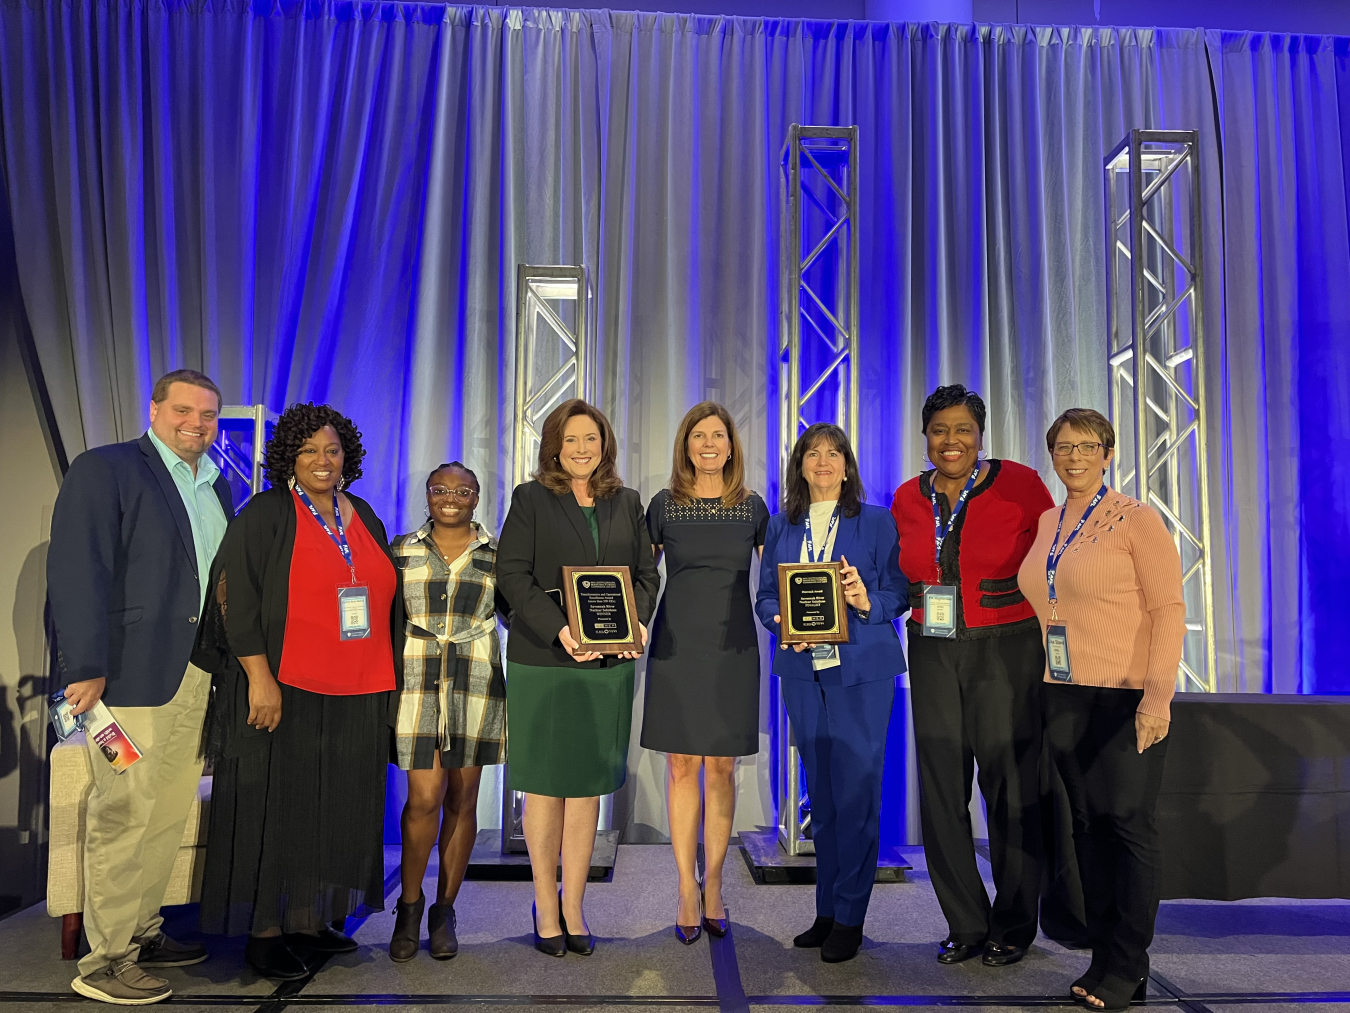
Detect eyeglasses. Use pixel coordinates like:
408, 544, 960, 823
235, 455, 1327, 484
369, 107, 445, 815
429, 486, 476, 500
1052, 442, 1104, 457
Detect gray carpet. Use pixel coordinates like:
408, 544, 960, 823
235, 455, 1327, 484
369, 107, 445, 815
1, 843, 1347, 1010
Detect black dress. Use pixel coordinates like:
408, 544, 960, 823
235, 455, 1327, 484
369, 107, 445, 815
640, 490, 770, 757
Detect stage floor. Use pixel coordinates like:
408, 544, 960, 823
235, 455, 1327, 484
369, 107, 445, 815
2, 844, 1348, 1012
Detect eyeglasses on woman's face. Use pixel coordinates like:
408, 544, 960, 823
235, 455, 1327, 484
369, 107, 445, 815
428, 485, 476, 500
1052, 441, 1103, 457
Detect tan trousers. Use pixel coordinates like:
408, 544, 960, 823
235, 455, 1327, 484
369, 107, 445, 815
78, 664, 211, 975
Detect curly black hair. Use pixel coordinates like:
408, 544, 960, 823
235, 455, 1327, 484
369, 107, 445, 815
264, 402, 366, 489
921, 384, 987, 434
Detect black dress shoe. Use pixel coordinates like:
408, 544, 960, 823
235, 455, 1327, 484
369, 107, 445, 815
937, 938, 985, 964
559, 893, 595, 955
532, 903, 565, 957
820, 922, 864, 963
793, 916, 835, 948
284, 927, 357, 954
982, 941, 1026, 966
245, 936, 309, 981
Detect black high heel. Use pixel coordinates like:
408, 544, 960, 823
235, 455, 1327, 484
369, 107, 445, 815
1083, 966, 1148, 1011
1070, 953, 1109, 1004
532, 902, 565, 958
675, 885, 702, 944
559, 891, 595, 955
700, 889, 727, 939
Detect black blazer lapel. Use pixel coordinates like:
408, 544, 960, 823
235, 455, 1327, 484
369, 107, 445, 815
595, 494, 615, 563
558, 490, 598, 565
139, 433, 197, 569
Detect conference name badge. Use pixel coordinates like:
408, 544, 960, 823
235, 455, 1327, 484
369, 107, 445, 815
338, 585, 372, 640
1046, 624, 1072, 682
922, 584, 958, 639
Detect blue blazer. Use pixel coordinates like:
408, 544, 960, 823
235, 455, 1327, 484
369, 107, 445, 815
755, 502, 908, 687
47, 434, 234, 708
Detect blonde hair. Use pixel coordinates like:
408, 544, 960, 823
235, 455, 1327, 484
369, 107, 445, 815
667, 402, 749, 507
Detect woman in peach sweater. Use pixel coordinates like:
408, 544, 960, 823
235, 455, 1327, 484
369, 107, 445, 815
1017, 409, 1184, 1012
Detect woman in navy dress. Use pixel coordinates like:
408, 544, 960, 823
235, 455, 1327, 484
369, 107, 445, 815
642, 402, 769, 943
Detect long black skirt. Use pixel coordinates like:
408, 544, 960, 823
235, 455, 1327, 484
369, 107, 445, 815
200, 683, 389, 935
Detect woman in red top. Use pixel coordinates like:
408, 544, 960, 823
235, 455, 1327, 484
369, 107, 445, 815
890, 385, 1053, 967
194, 403, 402, 982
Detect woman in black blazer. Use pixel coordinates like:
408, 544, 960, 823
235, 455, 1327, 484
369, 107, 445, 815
497, 399, 660, 958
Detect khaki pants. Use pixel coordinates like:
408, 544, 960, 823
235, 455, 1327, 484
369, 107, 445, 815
78, 664, 211, 975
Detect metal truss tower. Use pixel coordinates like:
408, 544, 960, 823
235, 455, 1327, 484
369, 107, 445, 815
211, 405, 277, 505
1105, 129, 1216, 693
776, 125, 860, 855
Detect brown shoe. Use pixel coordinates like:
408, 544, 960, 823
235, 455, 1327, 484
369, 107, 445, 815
71, 960, 172, 1005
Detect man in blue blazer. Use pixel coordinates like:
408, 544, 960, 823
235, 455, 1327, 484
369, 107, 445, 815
48, 370, 233, 1006
756, 424, 908, 963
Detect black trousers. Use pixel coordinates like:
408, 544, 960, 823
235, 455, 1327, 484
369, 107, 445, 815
1046, 683, 1169, 985
908, 626, 1045, 947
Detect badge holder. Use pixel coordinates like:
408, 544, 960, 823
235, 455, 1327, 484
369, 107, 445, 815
1046, 598, 1072, 682
338, 584, 372, 641
922, 584, 958, 638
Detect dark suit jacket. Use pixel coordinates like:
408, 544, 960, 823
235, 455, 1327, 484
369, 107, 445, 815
496, 481, 661, 667
755, 502, 908, 687
47, 433, 234, 708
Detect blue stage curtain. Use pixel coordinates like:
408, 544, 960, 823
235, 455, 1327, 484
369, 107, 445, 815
0, 8, 1346, 747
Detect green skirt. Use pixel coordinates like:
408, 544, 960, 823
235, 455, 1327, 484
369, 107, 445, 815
505, 660, 635, 798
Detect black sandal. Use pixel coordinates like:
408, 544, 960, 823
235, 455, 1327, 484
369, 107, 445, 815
1083, 973, 1147, 1011
1070, 953, 1109, 1004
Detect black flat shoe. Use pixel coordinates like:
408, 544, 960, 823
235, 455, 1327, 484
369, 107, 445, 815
820, 922, 863, 963
937, 938, 985, 964
983, 942, 1026, 966
701, 890, 728, 939
245, 936, 309, 981
284, 927, 357, 954
558, 892, 595, 955
793, 916, 835, 948
532, 903, 565, 958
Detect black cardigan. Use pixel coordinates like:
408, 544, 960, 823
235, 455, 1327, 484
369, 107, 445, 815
496, 481, 660, 668
193, 485, 405, 757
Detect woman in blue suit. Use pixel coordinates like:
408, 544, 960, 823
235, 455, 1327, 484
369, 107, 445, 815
756, 423, 907, 964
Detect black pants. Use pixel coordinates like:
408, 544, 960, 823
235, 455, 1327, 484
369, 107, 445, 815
1046, 683, 1169, 985
908, 626, 1045, 948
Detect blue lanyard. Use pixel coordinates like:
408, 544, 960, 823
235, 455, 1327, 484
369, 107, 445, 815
1046, 484, 1108, 602
805, 506, 840, 564
930, 466, 981, 566
296, 486, 357, 581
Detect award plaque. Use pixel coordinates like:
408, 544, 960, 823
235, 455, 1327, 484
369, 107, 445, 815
561, 565, 642, 654
777, 561, 850, 645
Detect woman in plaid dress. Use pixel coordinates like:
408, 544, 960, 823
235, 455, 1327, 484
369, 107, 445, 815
387, 463, 506, 962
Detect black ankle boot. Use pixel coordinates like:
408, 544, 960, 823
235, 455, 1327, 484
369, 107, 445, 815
388, 893, 424, 962
793, 916, 835, 948
427, 903, 458, 959
821, 922, 864, 963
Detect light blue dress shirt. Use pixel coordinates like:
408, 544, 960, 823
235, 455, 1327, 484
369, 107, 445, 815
147, 428, 230, 610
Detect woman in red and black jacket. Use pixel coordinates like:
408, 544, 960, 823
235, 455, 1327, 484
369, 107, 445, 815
891, 385, 1053, 968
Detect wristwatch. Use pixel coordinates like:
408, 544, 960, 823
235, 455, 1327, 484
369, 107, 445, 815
852, 606, 871, 622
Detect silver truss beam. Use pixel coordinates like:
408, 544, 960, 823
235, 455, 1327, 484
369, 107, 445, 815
211, 405, 276, 505
776, 124, 860, 856
502, 264, 593, 853
1104, 129, 1216, 694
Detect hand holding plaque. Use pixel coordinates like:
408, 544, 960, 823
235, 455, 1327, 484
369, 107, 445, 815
561, 566, 643, 655
776, 561, 850, 645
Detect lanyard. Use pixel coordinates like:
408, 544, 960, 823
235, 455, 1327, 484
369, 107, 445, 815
805, 506, 840, 564
1046, 484, 1108, 604
296, 486, 357, 582
930, 466, 981, 567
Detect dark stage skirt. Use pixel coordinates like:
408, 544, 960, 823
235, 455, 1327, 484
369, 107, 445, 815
200, 682, 389, 935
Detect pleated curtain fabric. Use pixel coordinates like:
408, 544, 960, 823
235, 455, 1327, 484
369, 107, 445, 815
1, 3, 1347, 703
